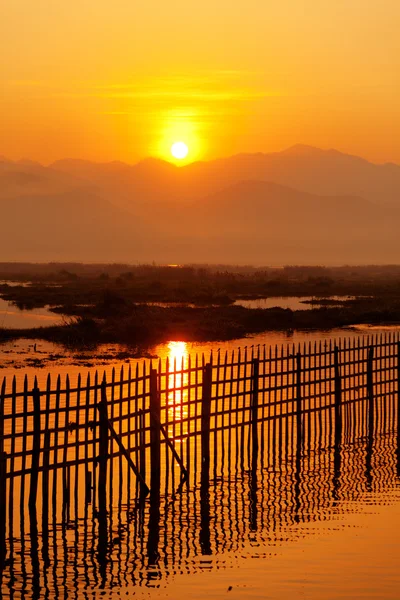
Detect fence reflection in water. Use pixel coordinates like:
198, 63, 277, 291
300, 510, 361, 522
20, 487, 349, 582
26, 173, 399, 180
0, 333, 400, 596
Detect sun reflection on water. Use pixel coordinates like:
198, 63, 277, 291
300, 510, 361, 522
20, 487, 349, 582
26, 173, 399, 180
167, 341, 189, 440
167, 341, 188, 368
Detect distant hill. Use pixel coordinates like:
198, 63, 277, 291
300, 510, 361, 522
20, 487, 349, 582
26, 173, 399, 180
1, 146, 400, 264
49, 145, 400, 209
0, 158, 91, 200
181, 180, 400, 265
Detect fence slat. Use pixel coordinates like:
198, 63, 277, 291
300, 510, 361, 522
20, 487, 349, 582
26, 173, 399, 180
251, 358, 259, 471
28, 384, 41, 511
0, 451, 6, 569
150, 368, 161, 496
97, 380, 109, 518
201, 363, 212, 485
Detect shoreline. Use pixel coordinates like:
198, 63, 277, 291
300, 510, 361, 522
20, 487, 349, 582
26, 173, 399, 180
1, 303, 400, 349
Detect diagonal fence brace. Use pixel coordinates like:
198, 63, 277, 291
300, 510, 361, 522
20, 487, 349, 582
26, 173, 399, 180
150, 408, 189, 485
99, 382, 150, 498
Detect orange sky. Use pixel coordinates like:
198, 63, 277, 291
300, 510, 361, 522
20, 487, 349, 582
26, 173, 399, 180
1, 0, 399, 165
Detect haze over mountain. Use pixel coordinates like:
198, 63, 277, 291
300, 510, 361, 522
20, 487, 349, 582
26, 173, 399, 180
1, 145, 400, 264
49, 145, 400, 210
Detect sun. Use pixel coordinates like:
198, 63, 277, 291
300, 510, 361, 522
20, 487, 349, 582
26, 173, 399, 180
171, 141, 189, 160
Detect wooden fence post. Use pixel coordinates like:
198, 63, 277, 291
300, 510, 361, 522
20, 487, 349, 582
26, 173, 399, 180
296, 352, 302, 449
29, 383, 41, 511
0, 382, 5, 568
293, 350, 303, 523
41, 429, 50, 539
199, 362, 212, 555
201, 364, 212, 485
397, 342, 400, 477
251, 358, 259, 471
150, 369, 161, 496
366, 346, 374, 488
147, 367, 161, 565
367, 346, 374, 436
139, 410, 146, 490
98, 381, 109, 518
334, 346, 342, 440
0, 452, 7, 569
333, 346, 342, 500
0, 379, 4, 455
398, 342, 400, 420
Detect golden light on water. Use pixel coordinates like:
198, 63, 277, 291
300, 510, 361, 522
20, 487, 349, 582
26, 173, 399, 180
167, 341, 189, 440
167, 340, 188, 368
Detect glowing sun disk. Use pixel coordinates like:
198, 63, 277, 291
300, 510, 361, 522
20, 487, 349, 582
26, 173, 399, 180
171, 141, 189, 159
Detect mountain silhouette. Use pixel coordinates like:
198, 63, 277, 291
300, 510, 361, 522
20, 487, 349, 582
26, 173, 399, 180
46, 145, 400, 211
1, 146, 400, 264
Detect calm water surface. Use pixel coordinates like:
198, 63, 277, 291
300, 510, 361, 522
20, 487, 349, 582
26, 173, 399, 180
1, 305, 400, 598
0, 297, 60, 329
234, 295, 355, 310
138, 499, 400, 600
2, 418, 399, 599
1, 327, 400, 598
0, 325, 396, 385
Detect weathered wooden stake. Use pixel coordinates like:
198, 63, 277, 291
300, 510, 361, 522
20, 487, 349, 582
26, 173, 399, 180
201, 363, 212, 485
200, 364, 212, 554
397, 342, 400, 423
148, 371, 161, 563
29, 384, 41, 511
251, 358, 259, 471
42, 430, 50, 535
365, 346, 374, 489
0, 379, 4, 455
333, 346, 342, 500
367, 346, 374, 435
150, 369, 161, 496
250, 357, 259, 532
97, 382, 109, 518
139, 409, 146, 489
65, 465, 71, 523
397, 342, 400, 477
296, 352, 302, 449
293, 351, 303, 523
0, 452, 7, 569
0, 382, 5, 568
334, 346, 342, 439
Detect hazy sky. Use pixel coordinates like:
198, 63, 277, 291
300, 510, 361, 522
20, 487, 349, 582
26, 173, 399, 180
1, 0, 399, 164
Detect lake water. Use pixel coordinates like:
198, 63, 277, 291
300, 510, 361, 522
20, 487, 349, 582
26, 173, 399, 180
0, 297, 60, 329
0, 325, 393, 387
0, 291, 365, 385
137, 498, 400, 600
2, 383, 399, 599
1, 292, 400, 598
133, 295, 355, 311
234, 295, 355, 310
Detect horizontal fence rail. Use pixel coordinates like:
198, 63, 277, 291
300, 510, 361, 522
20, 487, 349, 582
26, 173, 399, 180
1, 334, 399, 481
0, 332, 400, 594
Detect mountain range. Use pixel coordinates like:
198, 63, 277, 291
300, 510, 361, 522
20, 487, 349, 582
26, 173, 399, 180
1, 145, 400, 265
